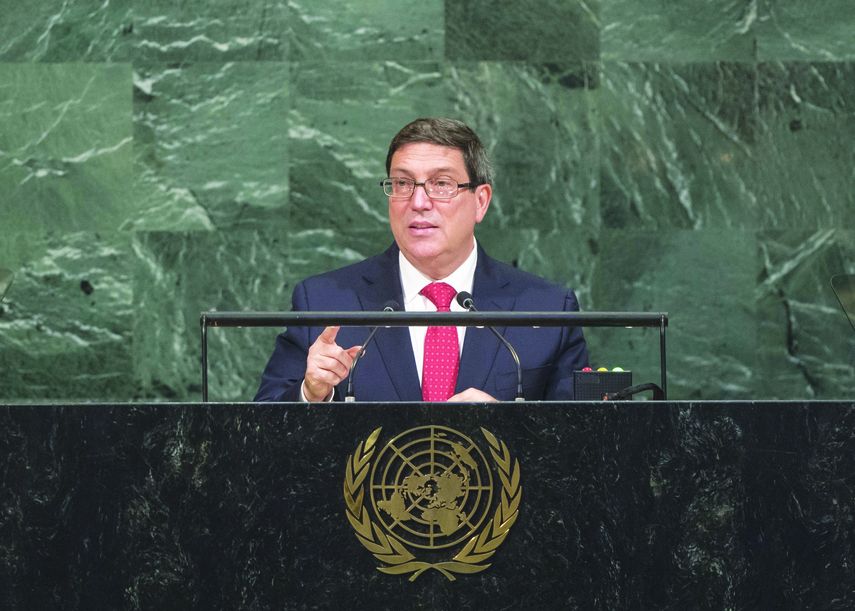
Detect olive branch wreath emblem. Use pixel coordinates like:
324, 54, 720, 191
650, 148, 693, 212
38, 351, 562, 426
343, 426, 522, 581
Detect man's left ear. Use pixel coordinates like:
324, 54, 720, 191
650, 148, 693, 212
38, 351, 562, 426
475, 184, 492, 221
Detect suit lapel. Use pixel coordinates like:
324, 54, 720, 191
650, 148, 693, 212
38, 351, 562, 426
455, 248, 516, 394
357, 245, 423, 401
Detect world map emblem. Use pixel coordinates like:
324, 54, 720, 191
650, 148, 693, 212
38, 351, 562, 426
343, 426, 522, 581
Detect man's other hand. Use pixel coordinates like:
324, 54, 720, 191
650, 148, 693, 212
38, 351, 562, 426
447, 388, 497, 402
304, 326, 361, 402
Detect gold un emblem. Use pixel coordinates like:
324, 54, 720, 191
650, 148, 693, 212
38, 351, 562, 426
343, 426, 522, 581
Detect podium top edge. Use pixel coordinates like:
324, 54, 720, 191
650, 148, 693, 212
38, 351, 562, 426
200, 311, 669, 328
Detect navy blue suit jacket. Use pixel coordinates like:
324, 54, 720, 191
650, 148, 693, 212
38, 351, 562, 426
254, 244, 589, 402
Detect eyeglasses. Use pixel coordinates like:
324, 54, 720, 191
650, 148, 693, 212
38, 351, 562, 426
380, 176, 479, 199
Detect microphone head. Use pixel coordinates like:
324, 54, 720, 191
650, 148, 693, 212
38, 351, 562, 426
455, 291, 475, 310
382, 300, 401, 312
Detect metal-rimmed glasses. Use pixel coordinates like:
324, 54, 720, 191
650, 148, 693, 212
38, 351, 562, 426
380, 176, 479, 199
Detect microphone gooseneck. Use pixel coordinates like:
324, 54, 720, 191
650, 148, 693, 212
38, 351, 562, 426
345, 300, 400, 402
455, 291, 525, 402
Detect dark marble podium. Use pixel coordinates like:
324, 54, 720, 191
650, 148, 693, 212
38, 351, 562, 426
2, 401, 854, 610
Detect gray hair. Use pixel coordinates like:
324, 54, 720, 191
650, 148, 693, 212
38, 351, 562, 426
385, 117, 493, 186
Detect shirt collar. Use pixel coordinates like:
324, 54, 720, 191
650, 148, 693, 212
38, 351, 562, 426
399, 239, 479, 307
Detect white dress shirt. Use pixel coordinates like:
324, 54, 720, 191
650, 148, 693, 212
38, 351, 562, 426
399, 239, 478, 384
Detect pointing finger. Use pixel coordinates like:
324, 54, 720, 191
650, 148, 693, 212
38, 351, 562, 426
318, 326, 340, 344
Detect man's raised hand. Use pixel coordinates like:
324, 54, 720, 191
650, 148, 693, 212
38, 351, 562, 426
303, 326, 361, 402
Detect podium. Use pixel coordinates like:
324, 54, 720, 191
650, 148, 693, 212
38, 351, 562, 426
2, 400, 854, 609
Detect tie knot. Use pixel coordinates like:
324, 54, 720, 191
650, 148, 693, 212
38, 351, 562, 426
420, 282, 457, 311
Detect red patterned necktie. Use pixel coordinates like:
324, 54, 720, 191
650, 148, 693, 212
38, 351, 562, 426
420, 282, 459, 401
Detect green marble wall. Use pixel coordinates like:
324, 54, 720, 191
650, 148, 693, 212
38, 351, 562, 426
1, 1, 853, 402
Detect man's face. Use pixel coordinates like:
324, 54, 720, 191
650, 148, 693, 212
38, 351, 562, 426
387, 142, 491, 280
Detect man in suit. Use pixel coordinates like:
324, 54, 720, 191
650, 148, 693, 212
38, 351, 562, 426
255, 118, 588, 402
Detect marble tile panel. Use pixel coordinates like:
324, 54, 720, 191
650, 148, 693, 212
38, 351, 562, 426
289, 0, 444, 61
476, 225, 597, 309
286, 226, 396, 281
601, 0, 757, 61
754, 62, 855, 229
0, 0, 134, 62
0, 63, 133, 232
289, 61, 448, 234
132, 227, 394, 402
448, 62, 601, 233
445, 0, 599, 61
129, 62, 288, 232
0, 232, 134, 401
600, 62, 759, 230
589, 229, 758, 400
756, 230, 855, 399
756, 0, 855, 61
132, 0, 287, 62
133, 229, 287, 402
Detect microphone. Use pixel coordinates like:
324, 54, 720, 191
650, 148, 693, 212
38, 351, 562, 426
455, 291, 525, 402
345, 300, 400, 402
